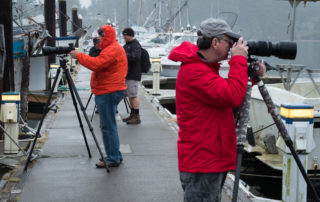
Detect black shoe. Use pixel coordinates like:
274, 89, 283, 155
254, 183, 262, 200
96, 161, 121, 168
99, 157, 123, 163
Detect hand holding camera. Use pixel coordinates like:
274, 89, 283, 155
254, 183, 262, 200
70, 50, 79, 59
231, 37, 249, 58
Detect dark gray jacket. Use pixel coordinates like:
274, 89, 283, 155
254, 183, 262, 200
89, 46, 101, 57
123, 39, 142, 81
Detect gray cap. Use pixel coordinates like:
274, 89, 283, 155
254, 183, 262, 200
199, 18, 240, 40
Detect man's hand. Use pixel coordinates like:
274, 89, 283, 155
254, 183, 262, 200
70, 50, 79, 59
255, 60, 266, 77
231, 37, 248, 58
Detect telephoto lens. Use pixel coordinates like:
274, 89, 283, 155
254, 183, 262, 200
247, 41, 297, 60
42, 43, 75, 55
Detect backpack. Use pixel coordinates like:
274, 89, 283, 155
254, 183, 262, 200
140, 48, 151, 73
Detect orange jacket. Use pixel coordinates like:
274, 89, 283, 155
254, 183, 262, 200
76, 25, 127, 95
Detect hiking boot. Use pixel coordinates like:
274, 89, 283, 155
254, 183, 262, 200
122, 113, 133, 122
126, 114, 141, 124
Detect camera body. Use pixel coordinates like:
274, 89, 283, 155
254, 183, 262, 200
42, 43, 75, 55
247, 41, 297, 60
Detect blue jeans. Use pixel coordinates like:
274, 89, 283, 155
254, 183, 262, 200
95, 90, 125, 163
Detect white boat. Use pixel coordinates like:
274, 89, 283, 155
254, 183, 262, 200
146, 29, 198, 77
249, 75, 320, 169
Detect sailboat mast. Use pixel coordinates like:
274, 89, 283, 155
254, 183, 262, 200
138, 0, 142, 26
290, 0, 297, 41
126, 0, 129, 27
168, 0, 173, 30
158, 1, 162, 27
179, 0, 182, 28
113, 8, 117, 26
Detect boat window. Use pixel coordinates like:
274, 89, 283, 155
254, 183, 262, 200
174, 36, 197, 44
150, 35, 170, 44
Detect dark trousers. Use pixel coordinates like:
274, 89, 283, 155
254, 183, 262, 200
180, 171, 227, 202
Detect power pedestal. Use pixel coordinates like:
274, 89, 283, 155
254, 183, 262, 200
277, 104, 315, 202
0, 92, 20, 154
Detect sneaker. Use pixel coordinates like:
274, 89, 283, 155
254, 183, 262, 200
126, 114, 141, 124
122, 113, 133, 122
96, 161, 120, 168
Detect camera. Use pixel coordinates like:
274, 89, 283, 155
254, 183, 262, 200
42, 43, 75, 55
247, 41, 297, 60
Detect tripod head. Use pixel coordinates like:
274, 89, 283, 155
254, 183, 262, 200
57, 55, 69, 70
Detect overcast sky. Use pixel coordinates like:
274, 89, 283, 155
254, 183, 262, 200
79, 0, 91, 8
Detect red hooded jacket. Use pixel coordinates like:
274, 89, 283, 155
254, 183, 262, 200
76, 25, 127, 95
168, 41, 248, 173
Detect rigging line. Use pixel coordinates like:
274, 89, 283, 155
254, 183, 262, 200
253, 123, 276, 135
13, 5, 45, 30
13, 5, 42, 16
57, 9, 82, 31
12, 19, 28, 35
12, 4, 44, 21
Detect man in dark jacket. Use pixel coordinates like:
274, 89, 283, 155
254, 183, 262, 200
122, 27, 142, 124
168, 18, 265, 202
89, 37, 101, 57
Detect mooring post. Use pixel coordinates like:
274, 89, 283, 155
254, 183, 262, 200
44, 0, 56, 91
58, 0, 67, 37
72, 6, 79, 33
276, 104, 316, 202
151, 57, 162, 95
0, 0, 14, 92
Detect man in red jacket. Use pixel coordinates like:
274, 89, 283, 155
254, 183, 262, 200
168, 18, 265, 201
70, 25, 127, 168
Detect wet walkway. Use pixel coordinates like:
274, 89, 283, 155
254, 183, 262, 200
18, 66, 183, 202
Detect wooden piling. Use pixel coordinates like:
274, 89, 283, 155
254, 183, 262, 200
72, 6, 79, 33
20, 33, 32, 122
44, 0, 56, 90
0, 1, 14, 92
59, 0, 67, 37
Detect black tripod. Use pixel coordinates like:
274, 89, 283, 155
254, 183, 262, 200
24, 56, 110, 173
232, 59, 320, 202
85, 92, 131, 122
84, 93, 97, 122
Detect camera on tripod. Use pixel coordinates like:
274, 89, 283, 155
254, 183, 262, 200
42, 43, 75, 56
247, 40, 297, 60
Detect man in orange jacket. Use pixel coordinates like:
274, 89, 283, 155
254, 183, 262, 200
70, 25, 127, 168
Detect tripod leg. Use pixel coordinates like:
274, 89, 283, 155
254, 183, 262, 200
24, 67, 62, 171
85, 93, 93, 111
64, 68, 110, 173
90, 104, 97, 122
232, 80, 253, 202
257, 79, 320, 202
66, 75, 92, 158
123, 96, 130, 114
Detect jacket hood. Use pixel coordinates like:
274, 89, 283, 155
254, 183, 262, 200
168, 41, 202, 64
99, 25, 116, 49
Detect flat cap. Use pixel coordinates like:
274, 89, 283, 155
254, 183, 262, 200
199, 18, 240, 40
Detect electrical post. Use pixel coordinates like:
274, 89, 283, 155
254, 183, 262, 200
276, 104, 316, 202
0, 92, 20, 154
151, 57, 162, 95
